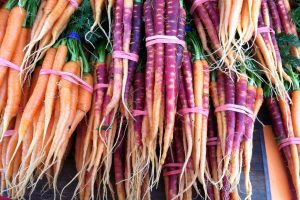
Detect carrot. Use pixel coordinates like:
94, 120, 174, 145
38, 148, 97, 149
2, 28, 29, 136
292, 90, 300, 153
104, 0, 123, 117
44, 43, 68, 141
0, 6, 26, 88
124, 0, 143, 101
114, 124, 126, 200
230, 74, 248, 185
150, 0, 165, 159
66, 73, 93, 136
243, 83, 263, 198
210, 71, 223, 182
160, 0, 179, 165
144, 0, 154, 140
192, 59, 203, 180
30, 0, 46, 38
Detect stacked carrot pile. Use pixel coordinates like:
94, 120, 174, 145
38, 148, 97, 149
0, 0, 299, 199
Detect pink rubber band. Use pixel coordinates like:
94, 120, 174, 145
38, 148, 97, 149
4, 130, 14, 137
0, 57, 22, 73
278, 137, 300, 150
207, 137, 218, 146
69, 0, 79, 8
112, 51, 139, 62
190, 0, 217, 14
40, 69, 93, 93
145, 35, 186, 47
178, 107, 209, 117
94, 83, 109, 91
132, 110, 147, 117
215, 104, 254, 121
257, 27, 275, 34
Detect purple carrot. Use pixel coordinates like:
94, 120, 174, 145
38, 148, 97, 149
95, 63, 108, 114
164, 149, 178, 200
266, 97, 293, 165
275, 0, 292, 34
144, 0, 155, 128
203, 1, 220, 32
114, 123, 126, 200
175, 6, 186, 94
243, 84, 257, 141
232, 75, 248, 150
258, 14, 271, 47
133, 72, 145, 147
189, 0, 221, 54
161, 0, 179, 165
207, 110, 219, 200
124, 0, 143, 100
224, 72, 236, 155
182, 51, 195, 109
105, 0, 123, 116
152, 0, 165, 142
268, 0, 282, 33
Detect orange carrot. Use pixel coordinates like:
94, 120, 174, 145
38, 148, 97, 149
44, 43, 68, 140
2, 28, 29, 135
0, 6, 26, 88
18, 48, 56, 142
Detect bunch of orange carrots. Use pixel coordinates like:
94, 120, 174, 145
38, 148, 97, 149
0, 0, 300, 200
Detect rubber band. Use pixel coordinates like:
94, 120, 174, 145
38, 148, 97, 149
132, 110, 147, 117
178, 107, 209, 117
94, 83, 109, 91
145, 35, 186, 47
66, 32, 81, 40
215, 104, 254, 121
69, 0, 79, 8
39, 69, 93, 93
257, 27, 275, 34
278, 137, 300, 150
4, 130, 14, 137
190, 0, 217, 14
163, 163, 183, 176
0, 57, 22, 73
112, 51, 139, 62
207, 137, 218, 146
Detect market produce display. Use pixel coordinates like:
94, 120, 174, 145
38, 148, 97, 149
0, 0, 299, 199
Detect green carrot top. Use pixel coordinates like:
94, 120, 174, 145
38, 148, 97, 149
92, 41, 107, 64
5, 0, 17, 10
186, 31, 204, 61
23, 0, 40, 28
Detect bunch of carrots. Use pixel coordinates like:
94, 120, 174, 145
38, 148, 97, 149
0, 0, 300, 200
